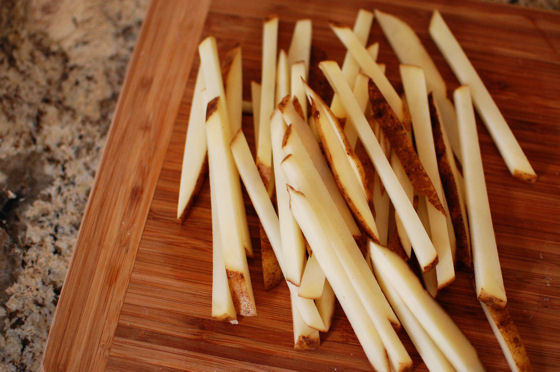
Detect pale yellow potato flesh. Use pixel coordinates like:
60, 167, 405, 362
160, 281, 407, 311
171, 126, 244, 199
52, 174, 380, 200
298, 254, 325, 299
455, 86, 507, 307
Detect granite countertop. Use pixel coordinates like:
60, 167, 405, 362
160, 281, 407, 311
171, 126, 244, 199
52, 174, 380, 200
0, 0, 557, 371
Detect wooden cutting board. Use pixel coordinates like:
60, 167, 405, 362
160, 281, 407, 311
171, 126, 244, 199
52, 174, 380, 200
43, 0, 560, 370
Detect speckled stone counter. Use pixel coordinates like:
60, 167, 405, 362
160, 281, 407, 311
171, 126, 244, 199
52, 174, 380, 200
0, 1, 148, 370
0, 0, 556, 371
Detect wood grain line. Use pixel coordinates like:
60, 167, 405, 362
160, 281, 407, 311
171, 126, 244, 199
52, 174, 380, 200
41, 1, 211, 370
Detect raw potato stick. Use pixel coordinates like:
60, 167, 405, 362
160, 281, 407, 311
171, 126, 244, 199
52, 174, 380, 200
291, 61, 308, 119
391, 153, 413, 258
230, 130, 327, 331
306, 86, 379, 241
318, 61, 438, 271
370, 242, 484, 372
315, 280, 335, 330
455, 86, 507, 307
481, 303, 533, 372
271, 110, 305, 286
210, 169, 237, 322
199, 37, 253, 257
429, 94, 472, 269
401, 65, 455, 289
369, 80, 445, 213
330, 9, 374, 120
278, 96, 361, 238
205, 97, 256, 316
374, 9, 462, 163
222, 46, 243, 134
430, 11, 536, 182
276, 50, 290, 105
256, 16, 279, 190
177, 67, 208, 221
416, 195, 439, 298
287, 187, 390, 372
251, 81, 261, 148
287, 19, 312, 77
290, 290, 320, 350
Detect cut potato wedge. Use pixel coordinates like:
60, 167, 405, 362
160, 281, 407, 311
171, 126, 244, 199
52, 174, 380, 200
401, 65, 455, 289
369, 79, 444, 213
251, 81, 262, 148
281, 128, 400, 329
271, 110, 305, 286
298, 254, 325, 299
210, 170, 237, 322
206, 98, 256, 316
319, 61, 438, 272
330, 23, 404, 120
199, 36, 253, 258
279, 96, 361, 238
330, 9, 374, 120
287, 187, 390, 372
290, 290, 320, 350
256, 16, 279, 190
287, 19, 312, 77
223, 46, 243, 134
455, 86, 507, 307
177, 67, 208, 221
429, 94, 472, 269
481, 303, 533, 372
430, 11, 536, 182
370, 242, 484, 372
305, 86, 379, 241
376, 270, 454, 372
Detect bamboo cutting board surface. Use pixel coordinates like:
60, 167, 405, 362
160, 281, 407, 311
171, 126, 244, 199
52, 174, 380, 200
44, 0, 560, 371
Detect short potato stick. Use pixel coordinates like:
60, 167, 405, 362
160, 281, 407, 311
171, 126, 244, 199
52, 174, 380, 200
319, 60, 437, 272
430, 11, 536, 182
401, 65, 455, 289
455, 86, 507, 307
177, 67, 208, 221
298, 254, 325, 299
370, 242, 484, 372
